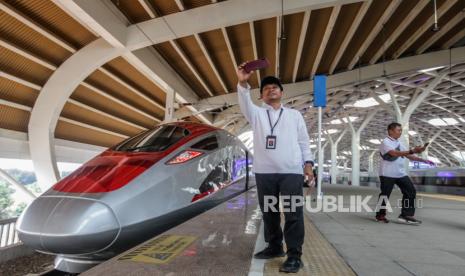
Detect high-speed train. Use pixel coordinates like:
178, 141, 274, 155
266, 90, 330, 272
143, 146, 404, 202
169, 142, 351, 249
355, 168, 465, 195
16, 122, 251, 273
410, 167, 465, 195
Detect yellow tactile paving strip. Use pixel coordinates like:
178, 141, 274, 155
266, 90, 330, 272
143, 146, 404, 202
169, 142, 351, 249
264, 214, 355, 276
418, 193, 465, 202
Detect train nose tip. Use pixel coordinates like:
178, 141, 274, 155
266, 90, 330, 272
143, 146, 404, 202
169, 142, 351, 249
17, 197, 120, 254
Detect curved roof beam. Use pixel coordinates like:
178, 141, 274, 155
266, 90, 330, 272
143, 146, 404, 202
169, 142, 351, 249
28, 38, 126, 190
125, 0, 367, 50
330, 1, 370, 74
348, 0, 400, 70
393, 0, 457, 59
369, 0, 429, 65
55, 0, 209, 121
175, 47, 465, 118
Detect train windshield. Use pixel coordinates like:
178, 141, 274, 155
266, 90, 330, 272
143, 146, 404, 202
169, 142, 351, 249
113, 125, 190, 152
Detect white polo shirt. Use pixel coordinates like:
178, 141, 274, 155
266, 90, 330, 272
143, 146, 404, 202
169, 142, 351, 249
237, 84, 313, 174
379, 136, 407, 178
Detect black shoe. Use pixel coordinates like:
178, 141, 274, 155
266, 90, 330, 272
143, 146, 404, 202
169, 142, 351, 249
254, 246, 285, 259
398, 215, 422, 225
375, 214, 389, 223
279, 256, 303, 273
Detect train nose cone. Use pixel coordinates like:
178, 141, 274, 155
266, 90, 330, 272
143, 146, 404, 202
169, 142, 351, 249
17, 197, 119, 254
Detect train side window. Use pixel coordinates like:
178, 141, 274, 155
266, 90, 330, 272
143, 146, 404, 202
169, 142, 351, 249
191, 136, 219, 151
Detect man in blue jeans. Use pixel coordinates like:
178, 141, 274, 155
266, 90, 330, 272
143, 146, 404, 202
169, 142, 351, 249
376, 122, 434, 224
236, 63, 314, 273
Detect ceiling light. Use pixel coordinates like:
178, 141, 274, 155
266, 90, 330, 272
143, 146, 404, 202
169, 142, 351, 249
408, 131, 417, 136
369, 139, 381, 144
326, 129, 339, 134
352, 94, 392, 108
378, 93, 392, 103
344, 117, 358, 122
419, 66, 445, 73
443, 118, 458, 125
429, 156, 441, 164
353, 98, 379, 108
428, 118, 459, 126
452, 151, 465, 160
329, 117, 358, 124
329, 119, 343, 124
428, 118, 447, 126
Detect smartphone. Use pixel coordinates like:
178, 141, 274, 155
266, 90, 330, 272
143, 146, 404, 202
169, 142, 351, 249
243, 58, 270, 73
424, 142, 430, 148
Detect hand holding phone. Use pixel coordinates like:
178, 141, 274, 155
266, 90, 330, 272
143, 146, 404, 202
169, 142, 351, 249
423, 142, 430, 148
243, 58, 270, 73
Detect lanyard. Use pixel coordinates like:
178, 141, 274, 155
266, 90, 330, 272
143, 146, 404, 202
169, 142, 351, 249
266, 108, 283, 135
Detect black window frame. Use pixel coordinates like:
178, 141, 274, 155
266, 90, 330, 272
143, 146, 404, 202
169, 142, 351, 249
190, 135, 219, 151
112, 125, 190, 152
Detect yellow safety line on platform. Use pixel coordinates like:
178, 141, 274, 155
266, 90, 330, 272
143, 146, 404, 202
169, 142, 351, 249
118, 235, 197, 264
263, 214, 355, 276
418, 193, 465, 203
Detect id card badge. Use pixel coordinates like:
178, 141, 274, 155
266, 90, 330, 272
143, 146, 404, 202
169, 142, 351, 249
266, 135, 277, 149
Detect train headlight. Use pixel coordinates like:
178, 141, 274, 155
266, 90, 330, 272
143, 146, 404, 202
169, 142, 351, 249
166, 150, 204, 165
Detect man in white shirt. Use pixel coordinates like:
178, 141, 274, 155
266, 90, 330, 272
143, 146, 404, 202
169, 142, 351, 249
376, 122, 434, 224
237, 64, 314, 273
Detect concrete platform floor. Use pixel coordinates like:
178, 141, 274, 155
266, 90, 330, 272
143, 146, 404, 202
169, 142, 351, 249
80, 181, 465, 276
308, 185, 465, 276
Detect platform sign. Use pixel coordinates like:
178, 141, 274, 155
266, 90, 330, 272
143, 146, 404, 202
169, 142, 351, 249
119, 234, 197, 264
313, 75, 327, 107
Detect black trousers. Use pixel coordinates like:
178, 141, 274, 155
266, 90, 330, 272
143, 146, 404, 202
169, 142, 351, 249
376, 176, 417, 217
255, 173, 304, 258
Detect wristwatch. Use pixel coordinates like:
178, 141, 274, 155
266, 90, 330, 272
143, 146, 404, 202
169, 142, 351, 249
304, 160, 314, 166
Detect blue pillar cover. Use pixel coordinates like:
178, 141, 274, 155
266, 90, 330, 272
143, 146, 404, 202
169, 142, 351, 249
313, 75, 327, 107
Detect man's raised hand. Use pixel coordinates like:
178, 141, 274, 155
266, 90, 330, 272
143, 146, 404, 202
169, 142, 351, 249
237, 61, 254, 85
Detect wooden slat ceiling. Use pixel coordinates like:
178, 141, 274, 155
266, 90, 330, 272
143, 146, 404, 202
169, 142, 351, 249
0, 0, 168, 147
0, 0, 464, 166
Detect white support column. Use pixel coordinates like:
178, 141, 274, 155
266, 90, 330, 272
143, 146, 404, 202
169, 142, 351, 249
412, 126, 428, 159
347, 111, 376, 186
329, 128, 347, 185
330, 141, 337, 184
0, 168, 36, 203
164, 88, 176, 123
368, 150, 376, 175
350, 130, 360, 186
383, 72, 446, 172
321, 142, 328, 174
343, 160, 348, 184
29, 38, 125, 191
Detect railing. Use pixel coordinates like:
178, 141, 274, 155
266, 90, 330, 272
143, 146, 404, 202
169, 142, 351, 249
0, 217, 20, 248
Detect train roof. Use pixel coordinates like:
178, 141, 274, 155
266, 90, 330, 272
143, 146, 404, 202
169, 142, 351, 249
160, 121, 222, 134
